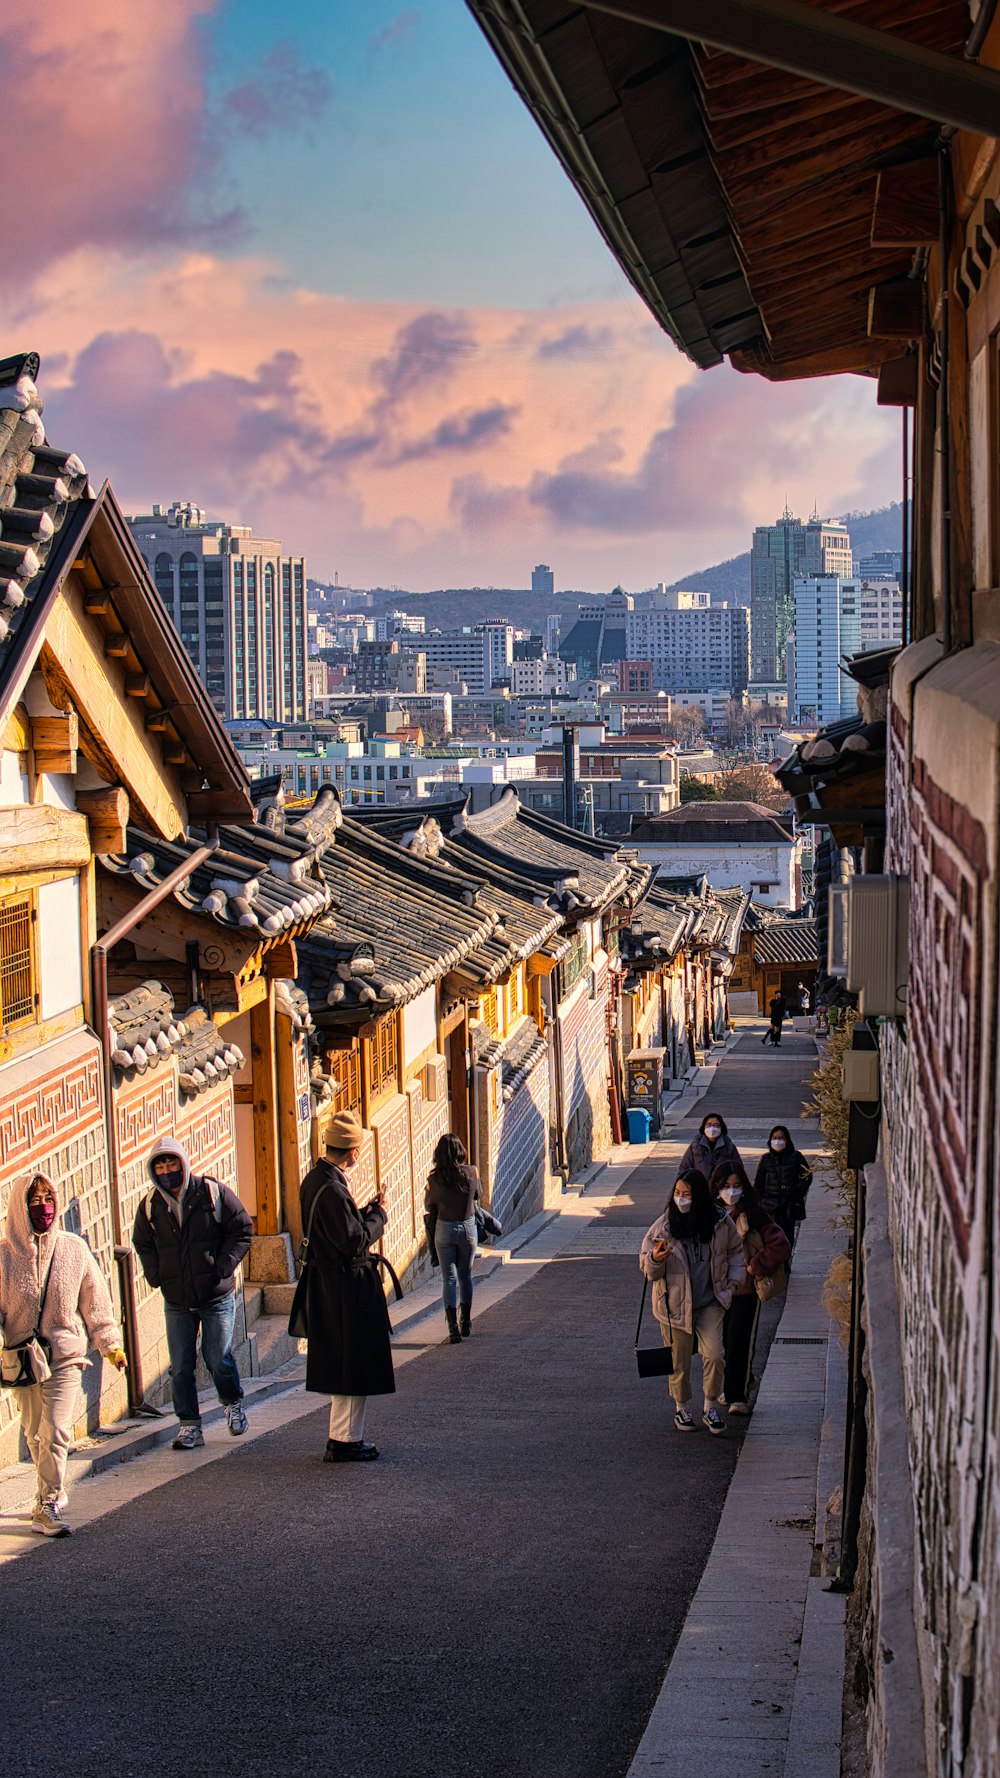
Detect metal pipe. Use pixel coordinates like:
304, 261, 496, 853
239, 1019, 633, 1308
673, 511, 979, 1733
938, 144, 953, 656
901, 406, 910, 648
91, 834, 219, 1412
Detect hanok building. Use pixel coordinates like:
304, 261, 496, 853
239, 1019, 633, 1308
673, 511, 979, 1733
466, 4, 1000, 1771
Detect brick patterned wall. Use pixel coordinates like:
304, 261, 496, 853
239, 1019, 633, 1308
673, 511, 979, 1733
489, 1048, 550, 1231
558, 957, 612, 1178
875, 700, 1000, 1778
0, 1032, 115, 1458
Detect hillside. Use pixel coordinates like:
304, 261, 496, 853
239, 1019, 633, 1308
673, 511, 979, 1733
666, 503, 904, 605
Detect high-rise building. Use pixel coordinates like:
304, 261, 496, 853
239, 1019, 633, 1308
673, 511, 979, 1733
751, 506, 852, 681
476, 619, 515, 686
856, 549, 902, 584
531, 564, 554, 598
625, 587, 750, 694
128, 500, 308, 722
405, 629, 492, 694
792, 570, 899, 724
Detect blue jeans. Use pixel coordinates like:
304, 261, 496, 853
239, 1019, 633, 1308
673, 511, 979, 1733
434, 1217, 476, 1310
164, 1295, 243, 1424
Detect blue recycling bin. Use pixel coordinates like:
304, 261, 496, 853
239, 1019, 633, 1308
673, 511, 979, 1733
627, 1107, 651, 1145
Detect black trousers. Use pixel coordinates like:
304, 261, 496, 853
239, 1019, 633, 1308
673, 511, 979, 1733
723, 1291, 760, 1403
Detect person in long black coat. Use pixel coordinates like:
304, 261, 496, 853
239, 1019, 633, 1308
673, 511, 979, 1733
753, 1124, 813, 1253
298, 1109, 394, 1464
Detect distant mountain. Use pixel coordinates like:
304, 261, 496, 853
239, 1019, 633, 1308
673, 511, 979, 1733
665, 503, 904, 606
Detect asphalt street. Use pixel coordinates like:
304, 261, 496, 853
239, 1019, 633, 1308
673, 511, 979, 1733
4, 1030, 817, 1778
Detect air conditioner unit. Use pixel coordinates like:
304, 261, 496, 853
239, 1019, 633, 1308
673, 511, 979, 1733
845, 873, 909, 1019
827, 884, 850, 974
842, 1049, 880, 1101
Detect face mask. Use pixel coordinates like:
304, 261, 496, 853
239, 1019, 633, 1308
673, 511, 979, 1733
673, 1192, 692, 1214
720, 1187, 742, 1208
704, 1125, 721, 1142
770, 1138, 787, 1153
155, 1164, 185, 1195
28, 1199, 56, 1233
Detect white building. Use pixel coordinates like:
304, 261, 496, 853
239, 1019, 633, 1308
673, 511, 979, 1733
629, 802, 803, 909
509, 655, 575, 695
625, 588, 750, 694
793, 574, 901, 723
127, 501, 308, 723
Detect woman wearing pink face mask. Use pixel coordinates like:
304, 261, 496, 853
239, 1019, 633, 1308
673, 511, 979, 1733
0, 1174, 126, 1537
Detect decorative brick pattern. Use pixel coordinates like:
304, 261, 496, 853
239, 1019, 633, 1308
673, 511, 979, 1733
557, 964, 612, 1177
117, 1071, 176, 1165
489, 1048, 549, 1230
372, 1095, 415, 1266
0, 1042, 103, 1171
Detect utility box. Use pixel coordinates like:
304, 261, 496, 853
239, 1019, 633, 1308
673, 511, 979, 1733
845, 873, 910, 1019
842, 1049, 880, 1102
626, 1047, 666, 1133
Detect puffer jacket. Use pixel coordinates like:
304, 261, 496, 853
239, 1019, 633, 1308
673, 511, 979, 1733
730, 1211, 791, 1297
132, 1137, 252, 1310
677, 1131, 744, 1182
639, 1208, 745, 1333
0, 1173, 121, 1367
754, 1147, 813, 1222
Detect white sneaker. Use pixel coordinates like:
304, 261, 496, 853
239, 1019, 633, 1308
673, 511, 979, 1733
31, 1501, 71, 1538
172, 1423, 205, 1450
226, 1402, 248, 1437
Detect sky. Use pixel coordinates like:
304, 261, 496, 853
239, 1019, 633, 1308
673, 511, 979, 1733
5, 2, 901, 592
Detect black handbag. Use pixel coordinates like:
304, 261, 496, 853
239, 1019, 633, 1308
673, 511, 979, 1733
287, 1187, 405, 1338
423, 1205, 439, 1267
635, 1277, 673, 1379
0, 1261, 54, 1389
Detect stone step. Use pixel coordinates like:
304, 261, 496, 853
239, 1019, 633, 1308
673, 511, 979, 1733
246, 1312, 306, 1378
262, 1281, 298, 1317
242, 1285, 264, 1329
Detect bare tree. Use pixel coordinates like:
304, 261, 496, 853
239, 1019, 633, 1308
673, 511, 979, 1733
718, 760, 789, 810
669, 705, 706, 745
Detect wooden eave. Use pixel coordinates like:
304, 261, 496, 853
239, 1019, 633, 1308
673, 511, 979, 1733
468, 0, 985, 379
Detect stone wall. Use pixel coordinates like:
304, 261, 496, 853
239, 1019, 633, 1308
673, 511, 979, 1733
368, 1053, 450, 1285
558, 954, 612, 1178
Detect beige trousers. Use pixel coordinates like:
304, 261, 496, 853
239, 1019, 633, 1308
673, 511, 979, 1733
18, 1364, 82, 1504
328, 1394, 367, 1442
663, 1303, 726, 1407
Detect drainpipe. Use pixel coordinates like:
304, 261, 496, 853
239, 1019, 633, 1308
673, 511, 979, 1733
937, 142, 953, 656
91, 833, 219, 1413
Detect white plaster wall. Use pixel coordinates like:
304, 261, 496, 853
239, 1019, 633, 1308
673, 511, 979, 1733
634, 839, 796, 907
403, 984, 437, 1067
0, 750, 29, 805
38, 875, 83, 1018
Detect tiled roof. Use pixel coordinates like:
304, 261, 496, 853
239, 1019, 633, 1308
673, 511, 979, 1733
450, 790, 648, 914
753, 918, 820, 968
0, 352, 90, 667
108, 980, 245, 1096
630, 802, 794, 846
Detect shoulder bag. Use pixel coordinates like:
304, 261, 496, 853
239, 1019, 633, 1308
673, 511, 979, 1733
745, 1229, 788, 1304
1, 1258, 55, 1389
287, 1186, 405, 1337
635, 1277, 673, 1379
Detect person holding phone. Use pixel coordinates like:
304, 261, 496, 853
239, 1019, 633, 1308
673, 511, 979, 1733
639, 1168, 744, 1435
297, 1111, 395, 1464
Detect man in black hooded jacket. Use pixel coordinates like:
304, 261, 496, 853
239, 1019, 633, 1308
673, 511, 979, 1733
133, 1137, 252, 1450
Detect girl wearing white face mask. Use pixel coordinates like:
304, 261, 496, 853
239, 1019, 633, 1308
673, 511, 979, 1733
678, 1111, 744, 1183
708, 1164, 790, 1415
639, 1169, 744, 1434
753, 1125, 813, 1252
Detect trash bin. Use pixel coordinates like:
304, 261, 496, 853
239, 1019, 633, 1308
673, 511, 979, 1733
627, 1107, 651, 1145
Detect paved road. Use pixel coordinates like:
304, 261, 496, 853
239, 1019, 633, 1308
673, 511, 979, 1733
3, 1030, 817, 1778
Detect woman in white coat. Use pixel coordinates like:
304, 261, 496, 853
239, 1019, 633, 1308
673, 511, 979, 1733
639, 1167, 745, 1435
0, 1174, 126, 1537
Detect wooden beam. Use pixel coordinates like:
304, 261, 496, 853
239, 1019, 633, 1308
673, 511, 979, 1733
868, 278, 924, 337
76, 784, 129, 854
104, 636, 130, 660
250, 991, 281, 1236
124, 673, 150, 698
580, 0, 1000, 138
877, 356, 918, 406
2, 702, 30, 753
871, 159, 939, 247
274, 1009, 305, 1254
83, 594, 110, 618
31, 712, 79, 775
0, 803, 91, 872
144, 709, 170, 732
41, 580, 185, 839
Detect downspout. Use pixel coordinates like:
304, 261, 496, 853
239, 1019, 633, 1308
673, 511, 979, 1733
91, 833, 219, 1413
937, 142, 953, 655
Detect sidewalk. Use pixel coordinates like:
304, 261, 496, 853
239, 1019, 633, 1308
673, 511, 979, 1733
627, 1020, 848, 1778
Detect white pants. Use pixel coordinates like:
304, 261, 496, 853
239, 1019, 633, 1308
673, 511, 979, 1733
328, 1394, 367, 1442
18, 1364, 82, 1504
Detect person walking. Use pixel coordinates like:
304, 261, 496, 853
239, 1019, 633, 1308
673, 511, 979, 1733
0, 1174, 127, 1537
678, 1111, 744, 1183
297, 1110, 395, 1464
132, 1137, 252, 1450
639, 1168, 744, 1435
708, 1162, 790, 1416
424, 1134, 480, 1344
754, 1125, 814, 1253
762, 990, 787, 1046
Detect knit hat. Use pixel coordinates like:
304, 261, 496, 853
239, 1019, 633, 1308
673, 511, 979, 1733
326, 1109, 365, 1150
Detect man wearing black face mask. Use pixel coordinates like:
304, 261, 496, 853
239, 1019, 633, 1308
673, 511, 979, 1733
133, 1137, 252, 1449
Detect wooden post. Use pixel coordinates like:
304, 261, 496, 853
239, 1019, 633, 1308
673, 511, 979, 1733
249, 988, 281, 1235
274, 1010, 304, 1253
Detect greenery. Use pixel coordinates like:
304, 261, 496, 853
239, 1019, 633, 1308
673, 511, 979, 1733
804, 1011, 860, 1221
679, 774, 719, 802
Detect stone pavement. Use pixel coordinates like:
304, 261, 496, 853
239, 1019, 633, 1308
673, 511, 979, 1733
0, 1018, 845, 1778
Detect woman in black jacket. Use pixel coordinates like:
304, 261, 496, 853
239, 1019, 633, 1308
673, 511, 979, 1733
424, 1134, 480, 1344
298, 1110, 394, 1464
753, 1124, 813, 1252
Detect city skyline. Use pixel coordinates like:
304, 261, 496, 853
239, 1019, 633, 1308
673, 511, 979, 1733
6, 3, 900, 591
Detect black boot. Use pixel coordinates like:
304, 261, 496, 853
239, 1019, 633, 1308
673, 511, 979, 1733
445, 1306, 462, 1345
459, 1302, 471, 1338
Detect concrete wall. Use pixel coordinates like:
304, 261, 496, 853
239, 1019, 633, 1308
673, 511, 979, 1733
634, 839, 797, 908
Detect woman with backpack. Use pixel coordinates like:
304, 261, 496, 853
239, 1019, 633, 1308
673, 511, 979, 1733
424, 1134, 481, 1344
0, 1173, 127, 1536
708, 1162, 790, 1416
754, 1124, 813, 1253
639, 1168, 744, 1435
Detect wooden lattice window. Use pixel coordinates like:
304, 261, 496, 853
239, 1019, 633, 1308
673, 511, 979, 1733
370, 1014, 398, 1099
330, 1048, 362, 1114
0, 894, 36, 1029
479, 990, 499, 1038
505, 973, 523, 1027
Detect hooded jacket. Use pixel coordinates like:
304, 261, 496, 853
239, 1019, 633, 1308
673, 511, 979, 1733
677, 1128, 744, 1182
132, 1138, 252, 1310
754, 1144, 813, 1222
0, 1174, 121, 1366
639, 1206, 744, 1333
